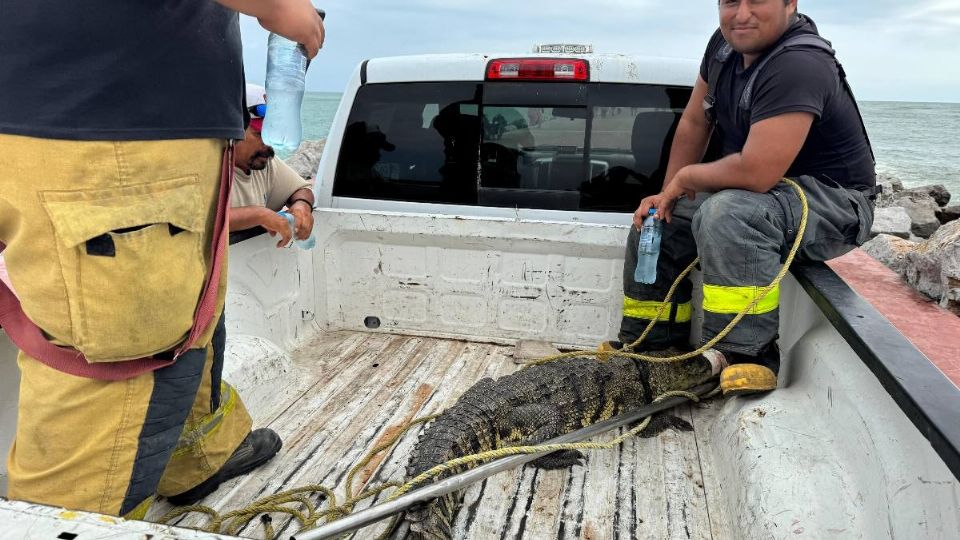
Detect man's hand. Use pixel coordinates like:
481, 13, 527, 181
216, 0, 325, 58
263, 211, 294, 248
288, 200, 314, 241
635, 194, 675, 228
634, 168, 696, 227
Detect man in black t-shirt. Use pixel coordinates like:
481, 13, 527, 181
0, 0, 323, 519
612, 0, 876, 396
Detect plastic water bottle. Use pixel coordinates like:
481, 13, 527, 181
263, 35, 309, 152
634, 209, 662, 284
277, 211, 316, 250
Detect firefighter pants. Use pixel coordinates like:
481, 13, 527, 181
620, 176, 874, 356
0, 135, 251, 517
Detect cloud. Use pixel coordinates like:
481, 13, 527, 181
240, 0, 960, 102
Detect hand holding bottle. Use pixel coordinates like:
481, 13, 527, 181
262, 8, 325, 152
256, 0, 325, 58
635, 194, 674, 228
277, 210, 316, 250
263, 209, 294, 248
634, 209, 663, 285
288, 200, 314, 241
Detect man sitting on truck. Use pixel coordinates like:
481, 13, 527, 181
230, 84, 316, 247
611, 0, 877, 396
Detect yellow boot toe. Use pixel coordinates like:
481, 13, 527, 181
720, 363, 778, 396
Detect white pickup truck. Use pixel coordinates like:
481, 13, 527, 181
2, 50, 959, 540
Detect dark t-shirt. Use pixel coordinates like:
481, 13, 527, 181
0, 1, 244, 141
699, 17, 875, 189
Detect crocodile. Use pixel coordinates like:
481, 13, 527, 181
394, 350, 724, 539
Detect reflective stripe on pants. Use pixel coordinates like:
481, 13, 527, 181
702, 285, 780, 316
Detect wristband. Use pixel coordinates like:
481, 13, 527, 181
289, 198, 315, 211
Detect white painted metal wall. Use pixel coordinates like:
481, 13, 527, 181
309, 209, 629, 348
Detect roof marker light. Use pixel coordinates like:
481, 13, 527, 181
486, 59, 589, 82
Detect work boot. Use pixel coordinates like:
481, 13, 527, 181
718, 342, 781, 396
167, 428, 282, 506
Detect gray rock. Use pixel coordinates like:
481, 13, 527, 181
870, 206, 912, 239
876, 173, 904, 192
900, 198, 941, 239
876, 178, 904, 206
877, 186, 934, 209
861, 234, 917, 275
924, 184, 952, 207
876, 187, 943, 238
936, 205, 960, 225
903, 220, 960, 315
284, 138, 327, 179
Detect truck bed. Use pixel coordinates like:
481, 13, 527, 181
147, 330, 730, 539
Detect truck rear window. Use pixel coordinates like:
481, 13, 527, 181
333, 81, 692, 212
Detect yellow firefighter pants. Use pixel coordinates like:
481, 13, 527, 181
0, 134, 251, 517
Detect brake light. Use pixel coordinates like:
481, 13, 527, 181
486, 58, 589, 81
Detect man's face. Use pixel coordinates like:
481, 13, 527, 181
236, 126, 275, 172
719, 0, 797, 57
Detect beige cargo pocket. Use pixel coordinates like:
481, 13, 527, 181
41, 177, 207, 362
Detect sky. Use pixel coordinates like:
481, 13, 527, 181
239, 0, 960, 103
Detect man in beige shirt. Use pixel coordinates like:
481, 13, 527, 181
231, 84, 315, 247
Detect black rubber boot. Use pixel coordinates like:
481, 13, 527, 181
167, 428, 282, 506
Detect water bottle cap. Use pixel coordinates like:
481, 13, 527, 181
648, 208, 657, 216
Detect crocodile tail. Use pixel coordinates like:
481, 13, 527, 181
399, 377, 500, 539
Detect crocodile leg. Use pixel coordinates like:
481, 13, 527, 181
636, 413, 693, 438
507, 404, 586, 470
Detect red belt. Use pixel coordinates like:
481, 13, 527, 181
0, 143, 234, 380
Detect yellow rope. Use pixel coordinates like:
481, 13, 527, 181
157, 179, 809, 539
344, 415, 438, 501
156, 418, 435, 539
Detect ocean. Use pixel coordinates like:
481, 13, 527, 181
301, 93, 960, 196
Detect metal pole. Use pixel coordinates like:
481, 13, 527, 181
292, 383, 714, 540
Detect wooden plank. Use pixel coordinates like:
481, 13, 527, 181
625, 431, 669, 539
690, 398, 731, 539
612, 433, 649, 540
577, 426, 627, 539
658, 405, 712, 540
513, 467, 569, 538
